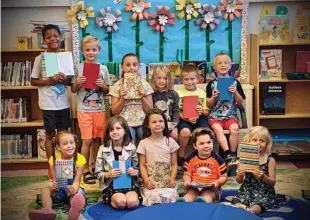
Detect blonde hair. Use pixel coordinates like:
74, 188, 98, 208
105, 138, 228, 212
81, 35, 101, 50
180, 64, 199, 81
150, 66, 174, 91
244, 126, 273, 153
212, 52, 232, 67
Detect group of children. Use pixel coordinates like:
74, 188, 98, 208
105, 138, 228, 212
28, 24, 286, 220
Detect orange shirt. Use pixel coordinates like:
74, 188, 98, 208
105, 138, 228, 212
184, 151, 227, 184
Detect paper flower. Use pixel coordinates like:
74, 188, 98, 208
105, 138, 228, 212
218, 0, 243, 21
148, 6, 175, 33
196, 4, 221, 31
176, 0, 201, 20
67, 1, 94, 28
125, 0, 151, 21
96, 7, 122, 32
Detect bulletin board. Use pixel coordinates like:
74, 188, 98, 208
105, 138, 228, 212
69, 0, 249, 82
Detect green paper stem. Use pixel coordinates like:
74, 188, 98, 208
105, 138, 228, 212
206, 28, 210, 62
228, 19, 233, 61
136, 17, 140, 59
159, 32, 164, 62
185, 19, 189, 61
108, 32, 113, 62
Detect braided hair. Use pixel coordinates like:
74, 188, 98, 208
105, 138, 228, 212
52, 131, 79, 179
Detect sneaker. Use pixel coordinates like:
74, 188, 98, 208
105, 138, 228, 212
195, 196, 207, 203
224, 154, 238, 168
29, 208, 57, 220
176, 197, 186, 202
68, 194, 85, 220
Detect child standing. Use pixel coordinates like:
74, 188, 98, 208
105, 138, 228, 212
232, 126, 287, 215
177, 64, 209, 171
150, 66, 180, 141
95, 116, 141, 209
177, 128, 227, 203
137, 109, 179, 206
28, 131, 86, 220
110, 53, 153, 142
71, 35, 110, 184
206, 53, 246, 167
31, 24, 72, 179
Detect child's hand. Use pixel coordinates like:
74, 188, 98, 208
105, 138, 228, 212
57, 72, 66, 82
106, 168, 122, 178
145, 180, 155, 190
228, 85, 237, 94
51, 74, 60, 84
138, 88, 145, 97
212, 90, 220, 98
120, 87, 126, 98
127, 167, 137, 176
188, 117, 198, 124
183, 180, 191, 188
168, 179, 176, 188
52, 180, 58, 191
68, 182, 79, 195
236, 168, 246, 177
196, 105, 203, 115
252, 169, 264, 180
76, 76, 86, 86
95, 79, 105, 88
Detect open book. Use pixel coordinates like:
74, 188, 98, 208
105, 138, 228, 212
41, 52, 74, 77
188, 181, 215, 191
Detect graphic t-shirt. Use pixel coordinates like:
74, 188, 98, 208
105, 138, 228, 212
177, 87, 209, 112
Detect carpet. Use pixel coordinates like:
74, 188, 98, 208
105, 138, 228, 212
83, 190, 310, 220
1, 176, 48, 193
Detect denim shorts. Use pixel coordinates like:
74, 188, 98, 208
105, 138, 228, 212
178, 116, 209, 132
52, 187, 85, 204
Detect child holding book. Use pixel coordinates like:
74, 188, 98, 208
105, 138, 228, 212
137, 109, 179, 206
31, 24, 72, 180
177, 127, 227, 203
71, 35, 110, 184
150, 66, 180, 141
95, 116, 141, 209
177, 64, 209, 172
110, 53, 153, 142
232, 126, 286, 215
206, 53, 246, 167
28, 131, 86, 220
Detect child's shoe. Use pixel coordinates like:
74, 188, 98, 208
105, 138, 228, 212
29, 208, 57, 220
175, 197, 186, 202
68, 193, 85, 220
195, 196, 207, 203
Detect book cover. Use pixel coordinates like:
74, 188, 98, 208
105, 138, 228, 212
37, 129, 47, 159
262, 82, 286, 115
118, 63, 147, 80
149, 161, 170, 188
294, 15, 310, 43
217, 77, 234, 101
183, 60, 206, 84
296, 51, 310, 72
260, 15, 289, 44
259, 49, 282, 80
82, 63, 100, 89
148, 63, 166, 82
112, 159, 132, 190
55, 160, 74, 189
147, 62, 181, 84
123, 72, 143, 99
42, 52, 74, 77
182, 96, 199, 118
188, 182, 215, 190
238, 143, 260, 170
16, 36, 29, 49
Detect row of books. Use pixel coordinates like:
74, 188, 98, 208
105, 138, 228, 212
273, 141, 310, 156
1, 134, 33, 160
259, 50, 310, 81
1, 97, 29, 123
1, 61, 32, 86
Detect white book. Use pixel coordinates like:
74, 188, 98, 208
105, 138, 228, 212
42, 52, 74, 77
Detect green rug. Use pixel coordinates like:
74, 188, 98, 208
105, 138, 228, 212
1, 176, 48, 193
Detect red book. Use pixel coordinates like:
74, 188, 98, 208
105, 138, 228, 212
183, 96, 199, 118
296, 51, 310, 72
82, 63, 100, 89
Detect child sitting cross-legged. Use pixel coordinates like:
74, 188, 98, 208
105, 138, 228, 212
177, 128, 228, 203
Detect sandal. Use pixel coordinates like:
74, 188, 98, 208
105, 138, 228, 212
83, 171, 96, 185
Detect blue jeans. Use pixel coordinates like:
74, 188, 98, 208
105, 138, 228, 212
129, 126, 143, 142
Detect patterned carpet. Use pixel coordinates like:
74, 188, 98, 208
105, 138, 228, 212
1, 168, 310, 220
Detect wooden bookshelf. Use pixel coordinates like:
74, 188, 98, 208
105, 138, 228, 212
1, 48, 45, 52
1, 86, 38, 90
259, 113, 310, 119
1, 120, 44, 128
259, 79, 310, 83
1, 158, 48, 170
259, 42, 310, 46
1, 158, 47, 164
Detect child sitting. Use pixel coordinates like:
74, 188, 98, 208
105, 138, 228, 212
232, 126, 287, 215
177, 128, 228, 203
206, 53, 246, 167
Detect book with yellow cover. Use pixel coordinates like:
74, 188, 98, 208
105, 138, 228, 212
294, 15, 310, 43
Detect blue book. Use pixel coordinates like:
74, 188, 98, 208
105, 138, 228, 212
112, 160, 132, 190
217, 77, 234, 101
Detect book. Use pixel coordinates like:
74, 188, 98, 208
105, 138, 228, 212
188, 182, 215, 190
119, 63, 147, 80
147, 62, 181, 84
217, 77, 234, 101
37, 129, 47, 159
260, 15, 289, 44
294, 15, 310, 43
262, 82, 286, 115
16, 36, 32, 49
55, 160, 74, 189
296, 51, 310, 73
238, 143, 260, 172
259, 49, 282, 80
182, 96, 199, 118
82, 63, 100, 89
41, 52, 74, 77
123, 72, 143, 99
183, 60, 206, 84
149, 161, 170, 188
112, 159, 132, 190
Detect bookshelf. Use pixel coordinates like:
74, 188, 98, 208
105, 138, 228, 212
1, 49, 45, 170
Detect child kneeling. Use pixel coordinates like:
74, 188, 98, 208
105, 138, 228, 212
177, 128, 228, 203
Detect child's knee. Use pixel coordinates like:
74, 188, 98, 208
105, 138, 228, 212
212, 124, 223, 132
180, 128, 191, 137
229, 124, 239, 134
113, 197, 127, 209
126, 198, 139, 209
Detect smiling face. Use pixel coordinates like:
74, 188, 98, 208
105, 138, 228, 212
57, 134, 76, 159
213, 54, 232, 76
109, 122, 125, 143
182, 71, 198, 91
193, 134, 214, 158
82, 41, 100, 63
44, 29, 61, 51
